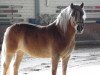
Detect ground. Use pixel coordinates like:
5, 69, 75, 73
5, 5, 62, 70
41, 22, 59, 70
0, 46, 100, 75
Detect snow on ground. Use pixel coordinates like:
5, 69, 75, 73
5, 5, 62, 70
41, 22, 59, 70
0, 47, 100, 75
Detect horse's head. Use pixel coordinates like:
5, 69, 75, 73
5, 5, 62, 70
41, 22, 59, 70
70, 3, 86, 34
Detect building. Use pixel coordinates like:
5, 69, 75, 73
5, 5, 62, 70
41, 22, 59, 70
0, 0, 100, 23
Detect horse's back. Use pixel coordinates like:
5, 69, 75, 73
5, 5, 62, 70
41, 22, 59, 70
2, 23, 52, 57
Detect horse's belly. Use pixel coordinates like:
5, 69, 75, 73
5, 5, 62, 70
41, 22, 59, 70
18, 39, 52, 58
24, 48, 51, 58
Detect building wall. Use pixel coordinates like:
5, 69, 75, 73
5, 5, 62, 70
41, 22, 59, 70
40, 0, 100, 14
40, 0, 100, 24
0, 0, 100, 22
0, 0, 35, 22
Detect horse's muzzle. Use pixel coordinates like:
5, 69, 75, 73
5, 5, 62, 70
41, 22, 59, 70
77, 23, 84, 34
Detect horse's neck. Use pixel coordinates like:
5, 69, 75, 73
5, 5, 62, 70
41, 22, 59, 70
65, 20, 76, 41
50, 20, 75, 40
49, 20, 56, 26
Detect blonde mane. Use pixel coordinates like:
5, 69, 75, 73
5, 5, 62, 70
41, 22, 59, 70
55, 5, 86, 33
56, 6, 72, 33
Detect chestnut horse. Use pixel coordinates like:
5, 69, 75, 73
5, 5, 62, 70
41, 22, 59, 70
1, 3, 86, 75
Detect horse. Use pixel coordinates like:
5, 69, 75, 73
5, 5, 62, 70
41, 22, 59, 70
1, 3, 86, 75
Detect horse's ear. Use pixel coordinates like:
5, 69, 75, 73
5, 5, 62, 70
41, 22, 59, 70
71, 3, 74, 9
80, 3, 84, 8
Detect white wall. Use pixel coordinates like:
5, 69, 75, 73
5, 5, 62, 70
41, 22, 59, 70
0, 0, 35, 22
40, 0, 100, 14
40, 0, 100, 20
0, 0, 100, 22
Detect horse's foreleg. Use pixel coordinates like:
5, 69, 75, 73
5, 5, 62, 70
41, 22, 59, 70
10, 50, 24, 75
52, 55, 60, 75
1, 51, 14, 75
62, 56, 70, 75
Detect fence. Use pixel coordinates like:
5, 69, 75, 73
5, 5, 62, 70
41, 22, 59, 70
0, 5, 24, 25
76, 23, 100, 45
0, 5, 24, 49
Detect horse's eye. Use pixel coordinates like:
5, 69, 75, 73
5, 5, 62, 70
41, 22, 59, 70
72, 11, 75, 16
80, 11, 84, 16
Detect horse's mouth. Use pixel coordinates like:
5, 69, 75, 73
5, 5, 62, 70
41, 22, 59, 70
76, 29, 84, 34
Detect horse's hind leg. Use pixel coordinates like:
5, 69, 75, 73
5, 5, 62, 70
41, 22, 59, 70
1, 49, 14, 75
10, 50, 24, 75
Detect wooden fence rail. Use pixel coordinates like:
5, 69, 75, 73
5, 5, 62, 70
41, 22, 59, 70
0, 5, 24, 25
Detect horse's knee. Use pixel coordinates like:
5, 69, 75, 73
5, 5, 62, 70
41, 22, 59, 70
1, 62, 8, 75
13, 63, 19, 70
1, 50, 14, 75
10, 59, 20, 75
12, 64, 19, 75
10, 51, 24, 75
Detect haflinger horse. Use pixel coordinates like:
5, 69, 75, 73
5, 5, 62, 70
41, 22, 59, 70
1, 3, 86, 75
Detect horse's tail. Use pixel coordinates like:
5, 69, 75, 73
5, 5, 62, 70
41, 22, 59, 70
1, 26, 12, 66
1, 27, 9, 74
1, 25, 19, 74
2, 25, 19, 53
1, 26, 9, 65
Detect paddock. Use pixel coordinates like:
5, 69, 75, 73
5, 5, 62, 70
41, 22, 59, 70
0, 46, 100, 75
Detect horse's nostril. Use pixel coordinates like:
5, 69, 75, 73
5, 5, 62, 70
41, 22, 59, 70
77, 25, 83, 32
77, 26, 80, 30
